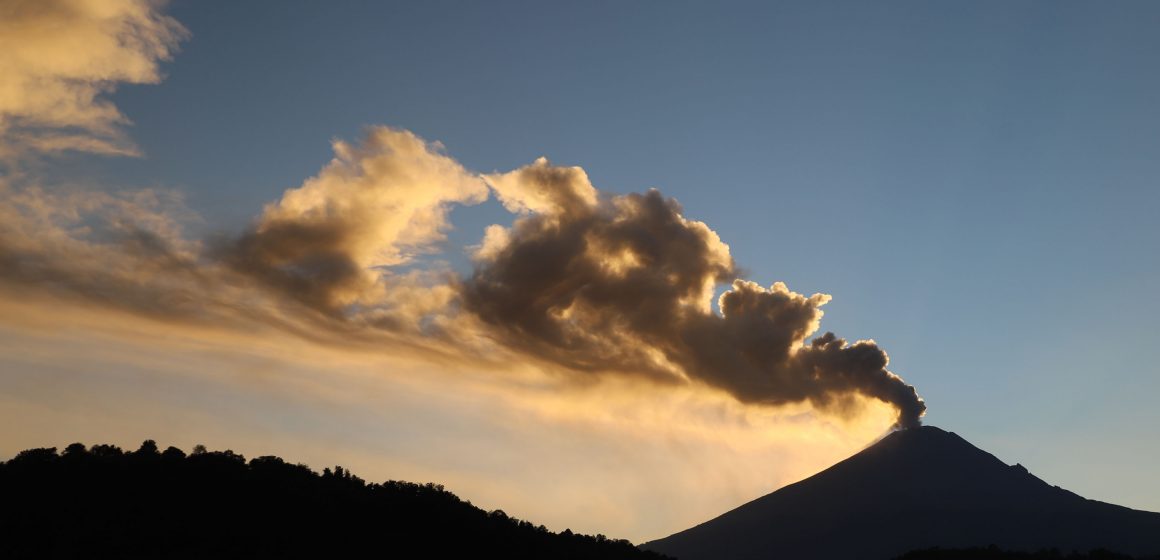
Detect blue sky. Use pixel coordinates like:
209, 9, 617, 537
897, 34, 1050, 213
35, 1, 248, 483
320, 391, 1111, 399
7, 0, 1160, 531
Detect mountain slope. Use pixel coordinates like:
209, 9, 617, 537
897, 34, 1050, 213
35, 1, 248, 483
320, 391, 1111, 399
643, 426, 1160, 560
0, 442, 669, 559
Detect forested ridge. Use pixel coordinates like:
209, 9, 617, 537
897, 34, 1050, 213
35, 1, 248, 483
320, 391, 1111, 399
0, 441, 670, 559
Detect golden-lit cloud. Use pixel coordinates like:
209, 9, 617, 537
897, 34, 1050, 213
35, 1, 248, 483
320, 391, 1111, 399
485, 157, 599, 216
223, 127, 489, 311
0, 123, 924, 427
0, 0, 186, 158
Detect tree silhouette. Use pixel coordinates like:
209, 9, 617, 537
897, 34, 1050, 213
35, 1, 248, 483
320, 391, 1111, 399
0, 441, 670, 560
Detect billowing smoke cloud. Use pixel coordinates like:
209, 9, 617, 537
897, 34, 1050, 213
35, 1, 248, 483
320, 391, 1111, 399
686, 285, 925, 428
0, 0, 186, 158
0, 126, 925, 428
221, 127, 488, 313
468, 159, 925, 428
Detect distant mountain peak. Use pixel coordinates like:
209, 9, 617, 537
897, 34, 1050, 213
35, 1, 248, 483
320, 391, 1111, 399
874, 424, 977, 452
644, 426, 1160, 560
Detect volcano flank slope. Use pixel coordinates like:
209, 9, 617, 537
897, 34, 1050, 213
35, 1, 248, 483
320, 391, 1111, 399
643, 426, 1160, 560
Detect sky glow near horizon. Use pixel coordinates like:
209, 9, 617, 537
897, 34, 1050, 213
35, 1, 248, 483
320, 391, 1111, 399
2, 0, 1159, 542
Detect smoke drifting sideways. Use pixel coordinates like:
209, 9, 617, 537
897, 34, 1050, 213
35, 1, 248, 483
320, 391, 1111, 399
469, 159, 925, 429
0, 127, 925, 429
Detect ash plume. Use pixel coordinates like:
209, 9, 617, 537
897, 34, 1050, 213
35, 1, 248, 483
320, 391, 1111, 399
219, 127, 488, 313
0, 126, 925, 428
469, 159, 925, 428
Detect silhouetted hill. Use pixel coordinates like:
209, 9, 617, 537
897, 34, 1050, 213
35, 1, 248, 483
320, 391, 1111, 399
643, 426, 1160, 560
0, 441, 669, 559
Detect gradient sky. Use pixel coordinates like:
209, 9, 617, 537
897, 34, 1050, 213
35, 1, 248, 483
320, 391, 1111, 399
3, 0, 1160, 542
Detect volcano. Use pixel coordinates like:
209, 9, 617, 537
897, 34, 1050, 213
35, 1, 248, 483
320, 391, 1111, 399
642, 426, 1160, 559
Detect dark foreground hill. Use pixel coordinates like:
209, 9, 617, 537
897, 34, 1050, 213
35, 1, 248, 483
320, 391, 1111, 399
0, 441, 668, 560
643, 426, 1160, 560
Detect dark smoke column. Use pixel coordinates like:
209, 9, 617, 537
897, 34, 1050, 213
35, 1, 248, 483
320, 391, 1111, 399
671, 281, 926, 430
466, 158, 926, 430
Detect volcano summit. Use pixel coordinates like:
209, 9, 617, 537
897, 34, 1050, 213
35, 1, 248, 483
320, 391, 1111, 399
643, 426, 1160, 559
